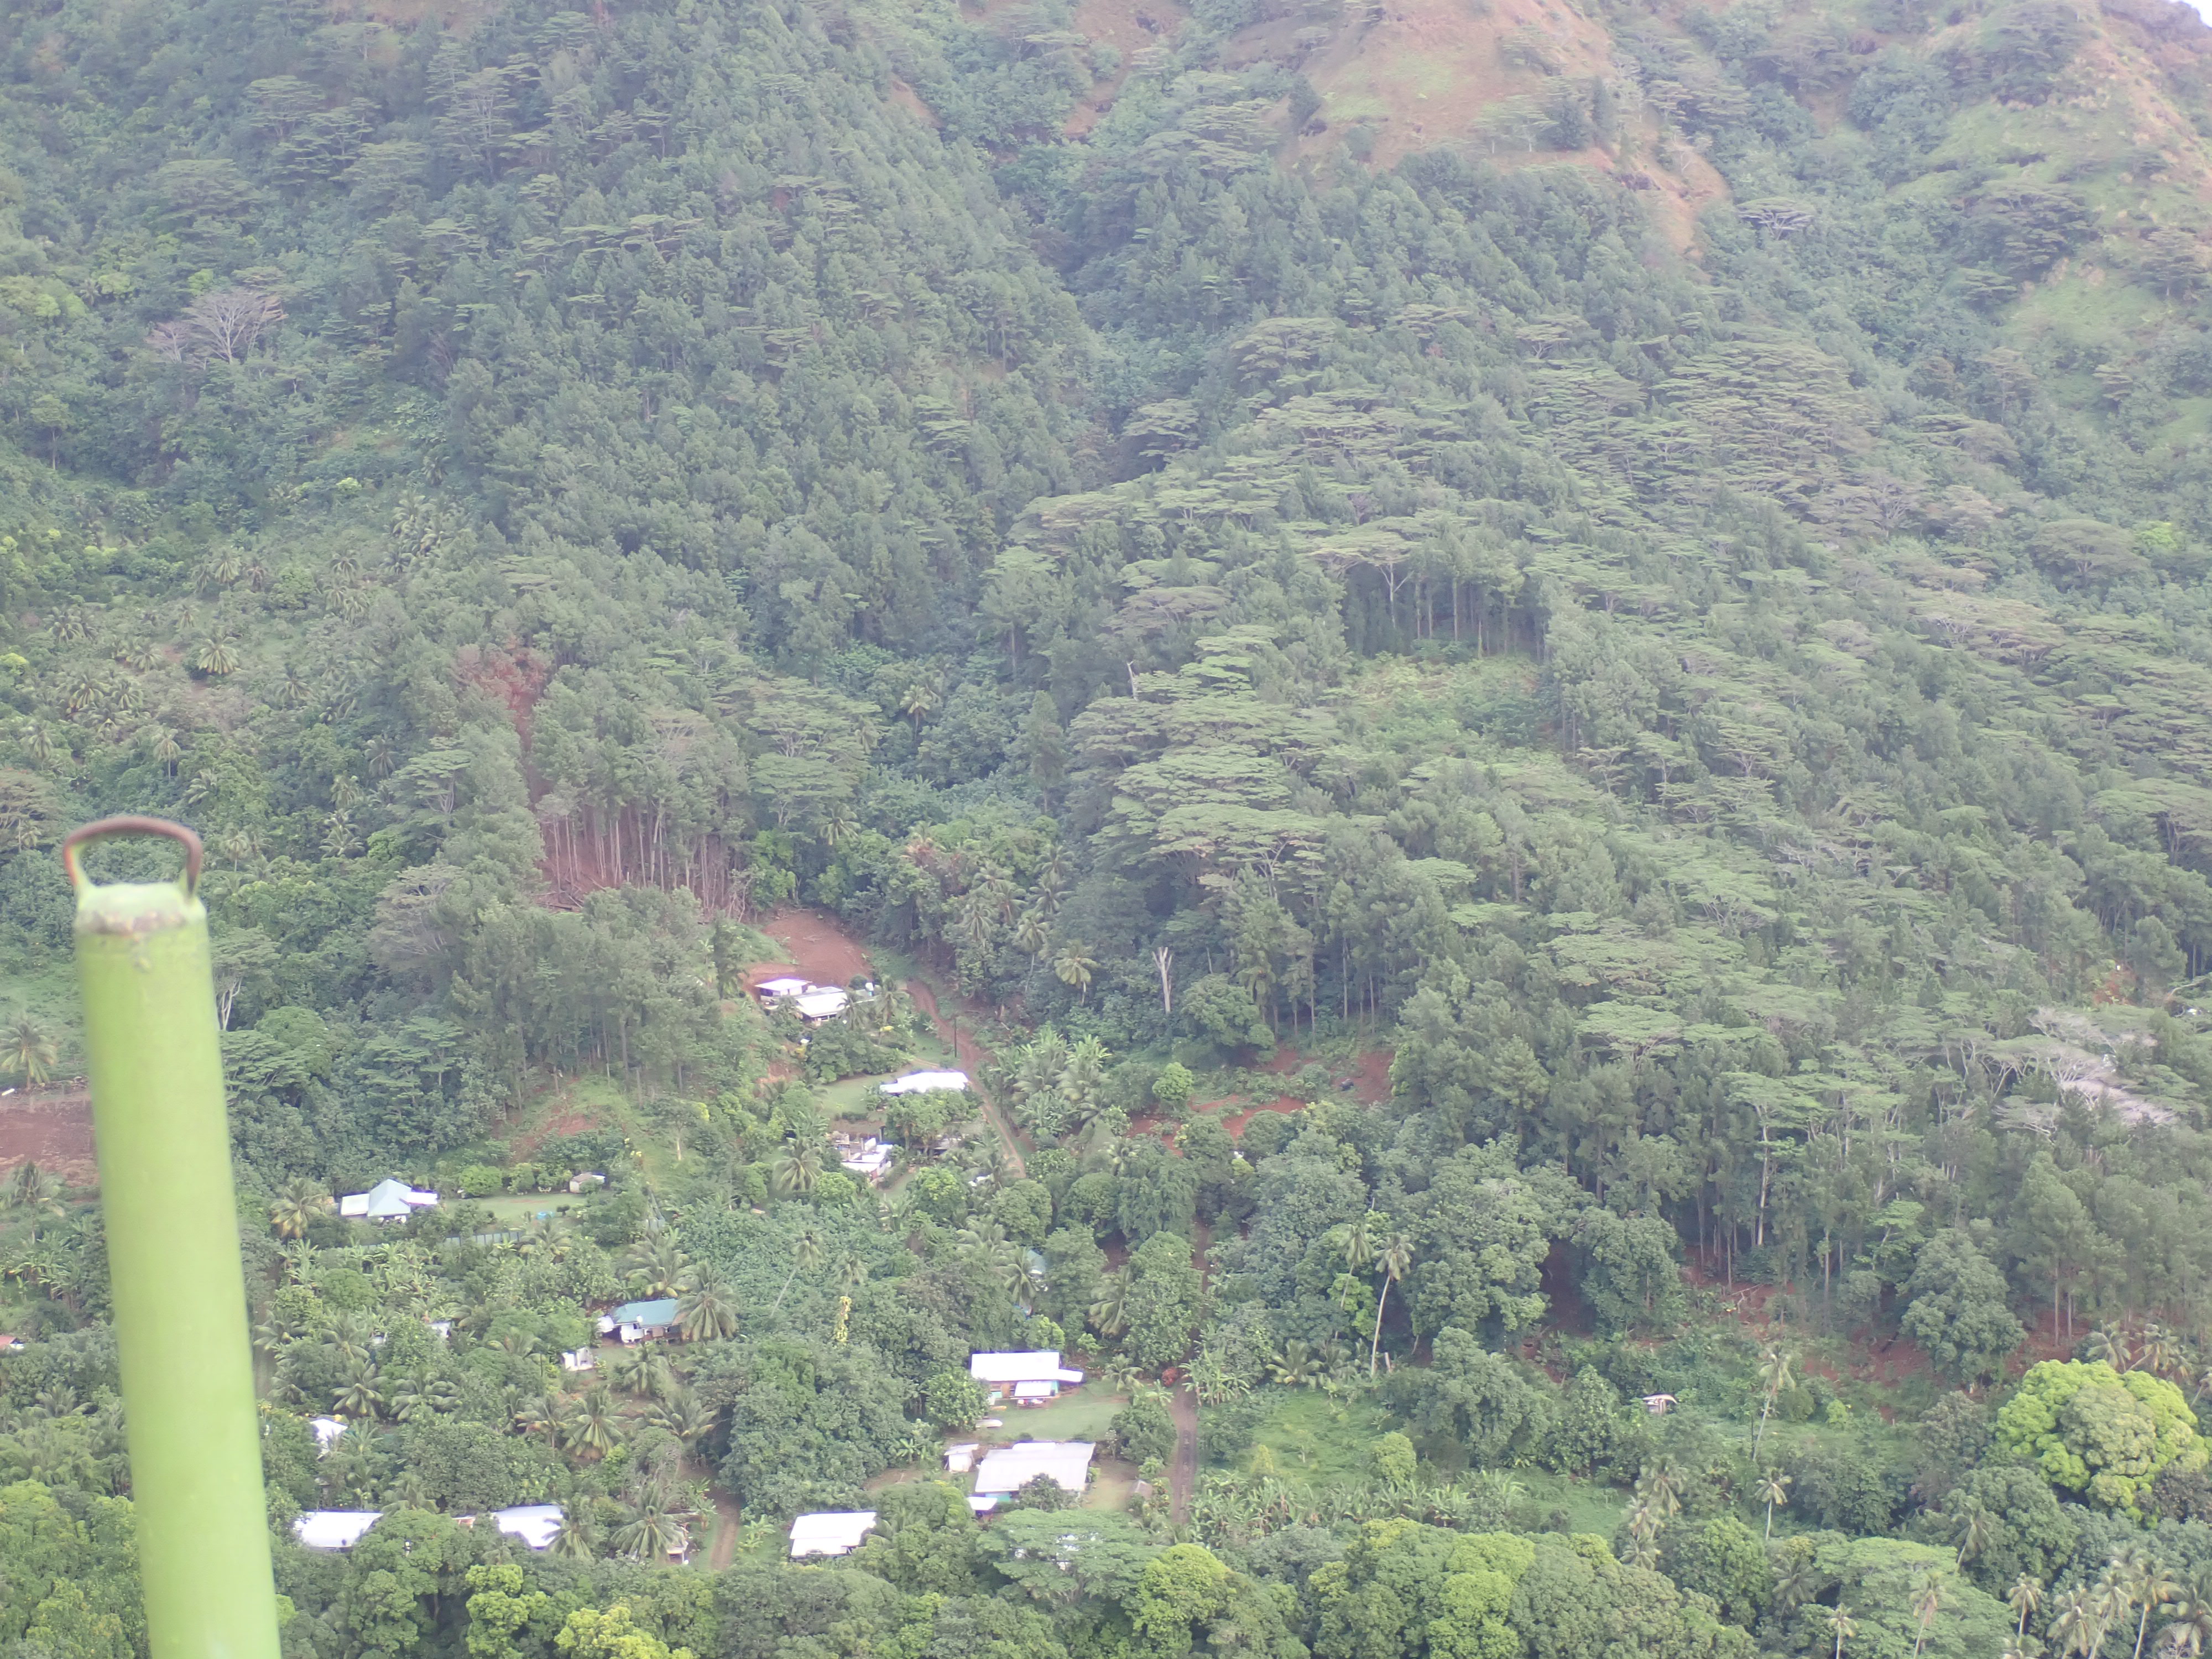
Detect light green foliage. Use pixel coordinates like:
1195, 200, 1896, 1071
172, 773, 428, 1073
1992, 1360, 2205, 1511
1310, 1520, 1533, 1659
556, 1603, 695, 1659
923, 1369, 989, 1431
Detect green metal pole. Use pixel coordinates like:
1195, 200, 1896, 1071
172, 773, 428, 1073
65, 817, 280, 1659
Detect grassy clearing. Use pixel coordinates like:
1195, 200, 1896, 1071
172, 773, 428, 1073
1244, 1390, 1394, 1485
991, 1387, 1124, 1446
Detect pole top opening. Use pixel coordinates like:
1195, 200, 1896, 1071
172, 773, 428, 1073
64, 817, 205, 937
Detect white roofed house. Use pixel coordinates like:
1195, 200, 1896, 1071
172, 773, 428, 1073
968, 1442, 1095, 1512
755, 976, 810, 1006
880, 1070, 969, 1096
793, 987, 851, 1024
790, 1511, 878, 1558
338, 1178, 439, 1222
295, 1511, 382, 1550
492, 1505, 565, 1551
968, 1350, 1084, 1406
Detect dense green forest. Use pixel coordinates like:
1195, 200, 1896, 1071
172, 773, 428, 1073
7, 0, 2212, 1653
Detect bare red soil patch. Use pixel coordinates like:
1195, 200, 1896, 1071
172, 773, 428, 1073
0, 1084, 96, 1184
749, 908, 875, 990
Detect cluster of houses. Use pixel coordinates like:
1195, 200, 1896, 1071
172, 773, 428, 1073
790, 1350, 1097, 1557
294, 1505, 617, 1556
754, 975, 876, 1024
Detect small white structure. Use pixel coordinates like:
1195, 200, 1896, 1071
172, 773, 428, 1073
560, 1348, 597, 1371
945, 1443, 980, 1474
790, 1510, 878, 1558
568, 1172, 606, 1194
969, 1351, 1084, 1405
493, 1505, 564, 1551
755, 976, 810, 1005
839, 1138, 896, 1182
1641, 1394, 1678, 1416
426, 1319, 454, 1342
881, 1070, 969, 1096
309, 1417, 348, 1456
339, 1178, 439, 1222
971, 1441, 1095, 1501
295, 1511, 382, 1551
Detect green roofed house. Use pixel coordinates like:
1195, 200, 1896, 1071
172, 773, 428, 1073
599, 1299, 678, 1344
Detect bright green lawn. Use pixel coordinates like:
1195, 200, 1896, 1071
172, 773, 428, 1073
988, 1387, 1124, 1446
1245, 1390, 1395, 1485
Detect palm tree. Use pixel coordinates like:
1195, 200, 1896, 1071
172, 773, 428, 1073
2155, 1573, 2212, 1658
1089, 1274, 1131, 1340
1756, 1468, 1792, 1540
1634, 1458, 1683, 1525
1754, 1345, 1794, 1459
649, 1390, 714, 1448
676, 1276, 740, 1342
1909, 1569, 1947, 1659
612, 1499, 690, 1562
1370, 1232, 1414, 1378
1014, 910, 1050, 961
549, 1505, 602, 1560
1827, 1605, 1857, 1659
2051, 1587, 2106, 1659
1954, 1496, 1996, 1571
268, 1178, 329, 1241
190, 635, 238, 676
2088, 1328, 2131, 1370
770, 1146, 820, 1200
3, 1015, 58, 1089
564, 1389, 621, 1463
624, 1236, 692, 1298
1052, 946, 1098, 1005
770, 1227, 825, 1312
331, 1360, 383, 1423
2011, 1575, 2047, 1644
2124, 1550, 2184, 1659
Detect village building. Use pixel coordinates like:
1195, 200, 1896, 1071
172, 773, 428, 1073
967, 1442, 1095, 1512
790, 1511, 877, 1558
337, 1178, 439, 1221
969, 1350, 1084, 1405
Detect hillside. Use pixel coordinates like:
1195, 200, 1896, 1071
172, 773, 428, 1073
4, 1, 2212, 1657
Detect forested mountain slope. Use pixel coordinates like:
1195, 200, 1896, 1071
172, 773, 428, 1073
6, 0, 2212, 1655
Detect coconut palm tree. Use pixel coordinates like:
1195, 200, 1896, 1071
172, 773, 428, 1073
3, 1015, 58, 1089
331, 1359, 383, 1423
2010, 1575, 2046, 1643
268, 1178, 329, 1241
770, 1227, 825, 1312
1089, 1274, 1131, 1340
1908, 1569, 1946, 1659
564, 1389, 622, 1463
2154, 1573, 2212, 1657
1052, 946, 1098, 1005
549, 1505, 602, 1560
1827, 1605, 1857, 1659
770, 1146, 820, 1200
1754, 1345, 1794, 1459
649, 1389, 715, 1448
1756, 1468, 1792, 1540
1954, 1496, 1996, 1571
1634, 1458, 1684, 1525
1369, 1231, 1414, 1378
676, 1275, 740, 1342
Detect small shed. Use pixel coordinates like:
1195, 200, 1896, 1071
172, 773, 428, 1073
309, 1416, 348, 1456
944, 1443, 980, 1474
790, 1511, 878, 1558
560, 1349, 596, 1371
295, 1511, 382, 1551
568, 1172, 606, 1194
755, 976, 810, 1005
1641, 1394, 1678, 1416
